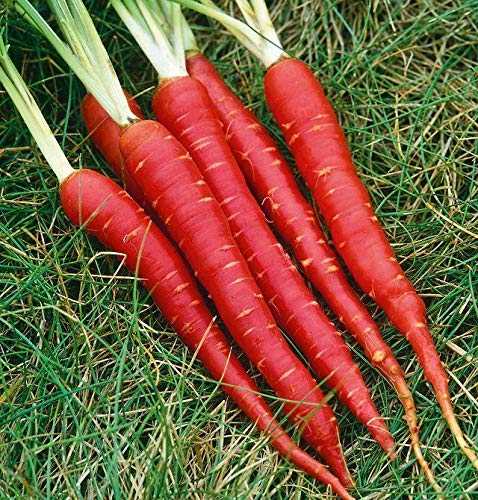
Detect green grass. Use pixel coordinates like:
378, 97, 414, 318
1, 0, 477, 498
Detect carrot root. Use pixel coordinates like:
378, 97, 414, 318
435, 384, 478, 471
407, 324, 478, 471
60, 168, 353, 493
152, 73, 394, 463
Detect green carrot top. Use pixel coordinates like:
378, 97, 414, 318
111, 0, 190, 80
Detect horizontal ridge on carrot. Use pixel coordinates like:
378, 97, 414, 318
176, 0, 478, 482
0, 23, 353, 500
17, 0, 354, 485
112, 0, 395, 461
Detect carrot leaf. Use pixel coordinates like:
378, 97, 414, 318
159, 0, 198, 52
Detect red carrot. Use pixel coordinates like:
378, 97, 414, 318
82, 75, 359, 488
153, 76, 394, 454
115, 0, 395, 460
176, 0, 477, 476
81, 66, 378, 477
18, 0, 353, 485
265, 58, 478, 469
81, 93, 166, 231
0, 24, 353, 500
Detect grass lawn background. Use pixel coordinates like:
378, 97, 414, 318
0, 0, 477, 497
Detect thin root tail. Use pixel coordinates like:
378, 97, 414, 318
380, 361, 443, 493
443, 401, 478, 470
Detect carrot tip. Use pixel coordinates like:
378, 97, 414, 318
330, 463, 354, 490
380, 366, 444, 492
330, 480, 356, 500
445, 412, 478, 470
341, 468, 355, 490
411, 441, 443, 496
343, 491, 356, 500
433, 384, 478, 469
327, 473, 355, 499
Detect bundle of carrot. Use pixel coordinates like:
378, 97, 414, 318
14, 0, 366, 493
175, 0, 478, 473
0, 27, 352, 500
107, 0, 450, 491
6, 0, 476, 496
113, 1, 442, 490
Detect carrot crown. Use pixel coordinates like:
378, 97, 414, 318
174, 0, 286, 68
16, 0, 138, 127
111, 0, 189, 81
0, 35, 75, 183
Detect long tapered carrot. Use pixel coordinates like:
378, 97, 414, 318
0, 29, 354, 500
16, 0, 353, 484
81, 74, 365, 483
177, 0, 478, 478
265, 58, 478, 469
112, 0, 395, 459
154, 77, 394, 453
65, 170, 354, 498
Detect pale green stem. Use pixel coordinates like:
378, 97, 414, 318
111, 0, 187, 80
157, 0, 200, 53
235, 0, 261, 32
179, 10, 199, 52
171, 3, 185, 63
174, 0, 270, 63
0, 38, 75, 183
249, 0, 282, 47
173, 0, 286, 66
16, 0, 137, 127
